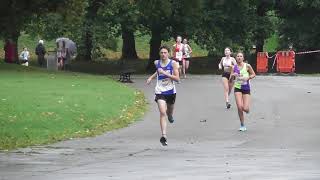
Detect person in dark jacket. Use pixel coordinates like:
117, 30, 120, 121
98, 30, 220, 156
35, 40, 46, 67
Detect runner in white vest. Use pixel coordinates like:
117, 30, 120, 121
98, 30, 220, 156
218, 47, 236, 109
182, 38, 192, 78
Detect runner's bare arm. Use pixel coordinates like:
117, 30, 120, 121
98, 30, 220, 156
188, 45, 192, 54
147, 71, 157, 84
229, 65, 235, 81
171, 45, 175, 59
218, 57, 223, 69
247, 64, 256, 80
146, 61, 158, 84
232, 57, 237, 66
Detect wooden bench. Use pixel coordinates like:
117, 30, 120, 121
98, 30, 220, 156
119, 68, 135, 83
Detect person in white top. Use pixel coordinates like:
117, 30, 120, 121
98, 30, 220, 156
218, 47, 236, 109
20, 47, 30, 66
182, 38, 192, 78
56, 41, 67, 70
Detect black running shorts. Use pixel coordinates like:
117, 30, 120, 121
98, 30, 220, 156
222, 72, 231, 79
155, 94, 176, 104
234, 88, 251, 95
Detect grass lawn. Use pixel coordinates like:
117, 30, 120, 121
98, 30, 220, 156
0, 62, 146, 150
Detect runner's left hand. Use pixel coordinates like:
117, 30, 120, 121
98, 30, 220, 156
157, 68, 166, 75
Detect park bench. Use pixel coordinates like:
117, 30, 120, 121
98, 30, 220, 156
119, 68, 136, 83
118, 59, 136, 83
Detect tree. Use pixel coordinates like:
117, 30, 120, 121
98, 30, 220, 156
27, 0, 120, 61
137, 0, 173, 71
78, 0, 106, 61
25, 0, 87, 43
276, 0, 320, 50
0, 0, 47, 63
194, 0, 257, 56
0, 0, 85, 63
170, 0, 202, 39
119, 0, 139, 59
98, 0, 139, 59
253, 0, 276, 53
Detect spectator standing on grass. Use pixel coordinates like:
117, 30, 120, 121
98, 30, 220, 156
35, 40, 46, 67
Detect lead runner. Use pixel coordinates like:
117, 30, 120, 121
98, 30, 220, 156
147, 45, 180, 146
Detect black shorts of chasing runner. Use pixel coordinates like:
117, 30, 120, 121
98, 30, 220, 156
58, 57, 65, 63
184, 58, 191, 61
178, 61, 183, 65
21, 60, 28, 64
155, 94, 176, 105
234, 88, 251, 95
222, 72, 231, 79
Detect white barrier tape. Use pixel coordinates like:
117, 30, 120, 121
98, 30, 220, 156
261, 49, 320, 70
296, 50, 320, 55
267, 54, 276, 59
271, 54, 277, 69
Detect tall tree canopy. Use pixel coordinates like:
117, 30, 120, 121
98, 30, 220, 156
0, 0, 86, 62
276, 0, 320, 50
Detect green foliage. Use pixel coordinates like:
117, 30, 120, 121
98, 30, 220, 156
276, 0, 320, 50
264, 33, 279, 52
0, 0, 90, 63
90, 20, 119, 59
194, 0, 256, 56
92, 0, 139, 57
137, 0, 173, 39
2, 0, 320, 61
25, 0, 88, 46
170, 0, 202, 38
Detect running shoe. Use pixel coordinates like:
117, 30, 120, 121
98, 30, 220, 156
160, 136, 168, 146
167, 115, 174, 123
238, 126, 247, 132
226, 103, 231, 109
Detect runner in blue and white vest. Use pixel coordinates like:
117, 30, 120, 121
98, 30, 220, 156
147, 45, 180, 146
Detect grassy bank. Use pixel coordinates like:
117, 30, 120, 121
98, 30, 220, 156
0, 63, 146, 150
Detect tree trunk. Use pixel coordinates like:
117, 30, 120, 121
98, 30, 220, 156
256, 40, 264, 53
12, 34, 19, 64
5, 2, 20, 64
256, 2, 268, 53
146, 27, 162, 72
83, 25, 93, 61
79, 0, 105, 61
6, 25, 20, 64
121, 23, 138, 59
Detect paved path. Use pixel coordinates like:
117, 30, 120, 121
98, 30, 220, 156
1, 75, 320, 180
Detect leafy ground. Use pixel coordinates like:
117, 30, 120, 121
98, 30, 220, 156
0, 62, 146, 150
